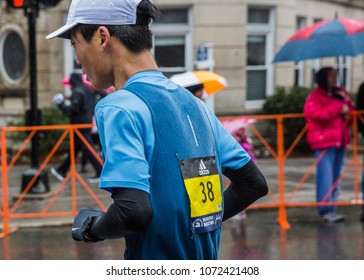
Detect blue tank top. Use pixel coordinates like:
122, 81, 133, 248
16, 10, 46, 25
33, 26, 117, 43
123, 82, 223, 260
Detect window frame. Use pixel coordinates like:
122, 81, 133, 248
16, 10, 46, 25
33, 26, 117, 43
246, 6, 275, 109
151, 7, 193, 76
0, 25, 27, 86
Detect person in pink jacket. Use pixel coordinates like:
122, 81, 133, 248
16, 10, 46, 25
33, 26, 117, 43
304, 66, 355, 223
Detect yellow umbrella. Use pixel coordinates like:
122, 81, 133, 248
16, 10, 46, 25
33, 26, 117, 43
170, 70, 227, 95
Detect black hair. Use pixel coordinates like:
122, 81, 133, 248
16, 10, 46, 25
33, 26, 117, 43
69, 72, 84, 87
73, 0, 161, 53
315, 66, 334, 92
315, 66, 344, 99
186, 84, 204, 95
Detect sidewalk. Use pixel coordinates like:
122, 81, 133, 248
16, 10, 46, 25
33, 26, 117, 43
1, 206, 363, 260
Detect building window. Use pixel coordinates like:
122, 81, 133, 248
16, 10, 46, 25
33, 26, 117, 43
246, 7, 275, 108
151, 8, 193, 77
247, 35, 266, 100
154, 36, 185, 68
248, 8, 270, 24
336, 56, 351, 91
0, 28, 26, 83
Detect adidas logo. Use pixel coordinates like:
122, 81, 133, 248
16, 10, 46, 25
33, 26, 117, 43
198, 159, 210, 176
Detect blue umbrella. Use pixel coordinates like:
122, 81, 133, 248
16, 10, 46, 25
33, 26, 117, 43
273, 17, 364, 63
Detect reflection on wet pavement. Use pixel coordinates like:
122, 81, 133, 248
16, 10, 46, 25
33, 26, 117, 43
1, 207, 363, 260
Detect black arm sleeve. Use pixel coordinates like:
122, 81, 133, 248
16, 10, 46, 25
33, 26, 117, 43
89, 188, 153, 240
222, 160, 268, 221
356, 83, 364, 136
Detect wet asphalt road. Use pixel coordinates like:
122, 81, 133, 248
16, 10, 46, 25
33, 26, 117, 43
1, 206, 363, 260
1, 157, 364, 260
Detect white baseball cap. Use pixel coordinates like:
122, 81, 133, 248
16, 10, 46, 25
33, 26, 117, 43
46, 0, 142, 39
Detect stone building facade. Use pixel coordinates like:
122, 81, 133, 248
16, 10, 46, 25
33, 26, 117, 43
0, 0, 364, 126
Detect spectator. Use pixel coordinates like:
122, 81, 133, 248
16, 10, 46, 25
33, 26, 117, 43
231, 123, 257, 164
223, 119, 256, 221
304, 66, 355, 223
51, 72, 103, 183
185, 83, 208, 100
355, 81, 364, 222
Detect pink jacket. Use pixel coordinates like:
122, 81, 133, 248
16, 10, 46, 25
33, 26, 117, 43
304, 86, 355, 150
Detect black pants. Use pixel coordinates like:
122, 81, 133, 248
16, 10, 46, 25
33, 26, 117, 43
81, 133, 102, 170
58, 129, 102, 176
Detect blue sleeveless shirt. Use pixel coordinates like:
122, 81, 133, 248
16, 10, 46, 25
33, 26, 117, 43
95, 71, 250, 259
123, 81, 222, 259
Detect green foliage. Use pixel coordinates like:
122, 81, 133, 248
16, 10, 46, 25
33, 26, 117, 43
41, 106, 69, 125
262, 86, 311, 114
38, 106, 69, 153
262, 86, 312, 154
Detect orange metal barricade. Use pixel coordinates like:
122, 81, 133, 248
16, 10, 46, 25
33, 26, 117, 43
1, 112, 364, 237
0, 124, 106, 237
220, 111, 364, 229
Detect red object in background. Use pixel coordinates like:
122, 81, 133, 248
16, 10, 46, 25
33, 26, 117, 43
7, 0, 62, 9
13, 0, 24, 7
6, 0, 30, 8
273, 16, 364, 63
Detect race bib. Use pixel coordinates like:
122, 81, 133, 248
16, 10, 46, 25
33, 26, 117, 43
179, 156, 223, 234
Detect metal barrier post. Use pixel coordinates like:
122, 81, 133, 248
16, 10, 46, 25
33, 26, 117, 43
1, 129, 10, 235
276, 117, 290, 229
352, 112, 361, 202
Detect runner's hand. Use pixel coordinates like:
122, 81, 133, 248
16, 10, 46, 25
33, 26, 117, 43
52, 93, 64, 105
72, 207, 105, 242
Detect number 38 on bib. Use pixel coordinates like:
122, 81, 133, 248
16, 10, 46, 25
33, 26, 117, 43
179, 156, 223, 234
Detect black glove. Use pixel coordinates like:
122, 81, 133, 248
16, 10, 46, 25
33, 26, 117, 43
72, 207, 105, 242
